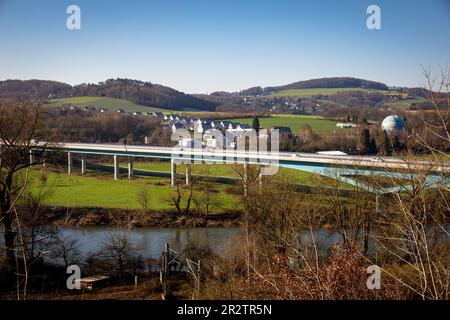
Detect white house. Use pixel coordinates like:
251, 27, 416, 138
171, 123, 185, 132
194, 122, 213, 133
336, 123, 357, 129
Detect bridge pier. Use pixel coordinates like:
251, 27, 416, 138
171, 159, 177, 186
81, 154, 87, 174
29, 149, 35, 165
68, 152, 73, 175
185, 164, 191, 185
258, 172, 263, 190
114, 155, 119, 180
128, 157, 134, 179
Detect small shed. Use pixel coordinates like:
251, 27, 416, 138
79, 275, 111, 290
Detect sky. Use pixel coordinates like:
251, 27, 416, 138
0, 0, 449, 93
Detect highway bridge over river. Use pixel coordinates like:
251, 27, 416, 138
31, 142, 450, 194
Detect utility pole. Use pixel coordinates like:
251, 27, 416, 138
161, 243, 169, 299
160, 243, 180, 300
186, 258, 201, 300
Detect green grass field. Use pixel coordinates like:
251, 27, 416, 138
268, 88, 393, 97
384, 98, 427, 109
25, 161, 342, 210
226, 114, 338, 133
111, 161, 337, 186
26, 169, 240, 210
46, 96, 170, 113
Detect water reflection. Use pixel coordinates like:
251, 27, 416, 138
60, 227, 241, 260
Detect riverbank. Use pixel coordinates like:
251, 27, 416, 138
46, 206, 243, 228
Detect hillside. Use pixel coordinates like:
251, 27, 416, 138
46, 96, 170, 113
0, 79, 71, 103
268, 87, 392, 97
68, 79, 217, 111
239, 77, 389, 96
0, 78, 217, 111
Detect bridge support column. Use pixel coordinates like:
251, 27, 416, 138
185, 164, 191, 185
128, 157, 134, 179
81, 154, 87, 175
258, 172, 263, 191
68, 152, 73, 175
171, 159, 177, 186
29, 149, 35, 165
114, 155, 119, 180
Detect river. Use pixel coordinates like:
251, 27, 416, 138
59, 226, 347, 261
60, 226, 241, 261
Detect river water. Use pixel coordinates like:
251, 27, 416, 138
1, 226, 347, 263
59, 226, 241, 260
58, 226, 346, 261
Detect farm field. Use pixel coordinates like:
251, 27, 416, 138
26, 169, 240, 210
268, 87, 393, 97
226, 114, 338, 133
46, 96, 171, 113
384, 98, 427, 109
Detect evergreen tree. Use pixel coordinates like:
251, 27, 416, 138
369, 137, 377, 154
360, 129, 371, 154
378, 131, 391, 156
252, 116, 260, 133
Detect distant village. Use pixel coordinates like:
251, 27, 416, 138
60, 105, 293, 149
150, 111, 292, 149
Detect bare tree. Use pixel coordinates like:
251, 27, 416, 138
99, 233, 144, 279
136, 184, 151, 213
368, 68, 450, 299
193, 166, 222, 216
169, 180, 194, 216
51, 235, 81, 270
0, 102, 52, 268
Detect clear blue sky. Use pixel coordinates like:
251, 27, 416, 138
0, 0, 449, 93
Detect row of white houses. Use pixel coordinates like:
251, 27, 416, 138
153, 113, 256, 149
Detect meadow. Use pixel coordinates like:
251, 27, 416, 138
268, 87, 393, 97
25, 161, 340, 210
384, 98, 427, 109
226, 114, 338, 133
132, 161, 330, 185
26, 168, 240, 210
46, 96, 170, 113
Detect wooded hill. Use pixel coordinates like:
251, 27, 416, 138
239, 77, 390, 96
0, 78, 218, 111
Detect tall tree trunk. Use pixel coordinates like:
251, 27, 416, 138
2, 209, 16, 266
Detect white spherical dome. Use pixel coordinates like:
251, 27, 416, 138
382, 115, 405, 132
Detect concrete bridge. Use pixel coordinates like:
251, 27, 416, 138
31, 142, 450, 194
